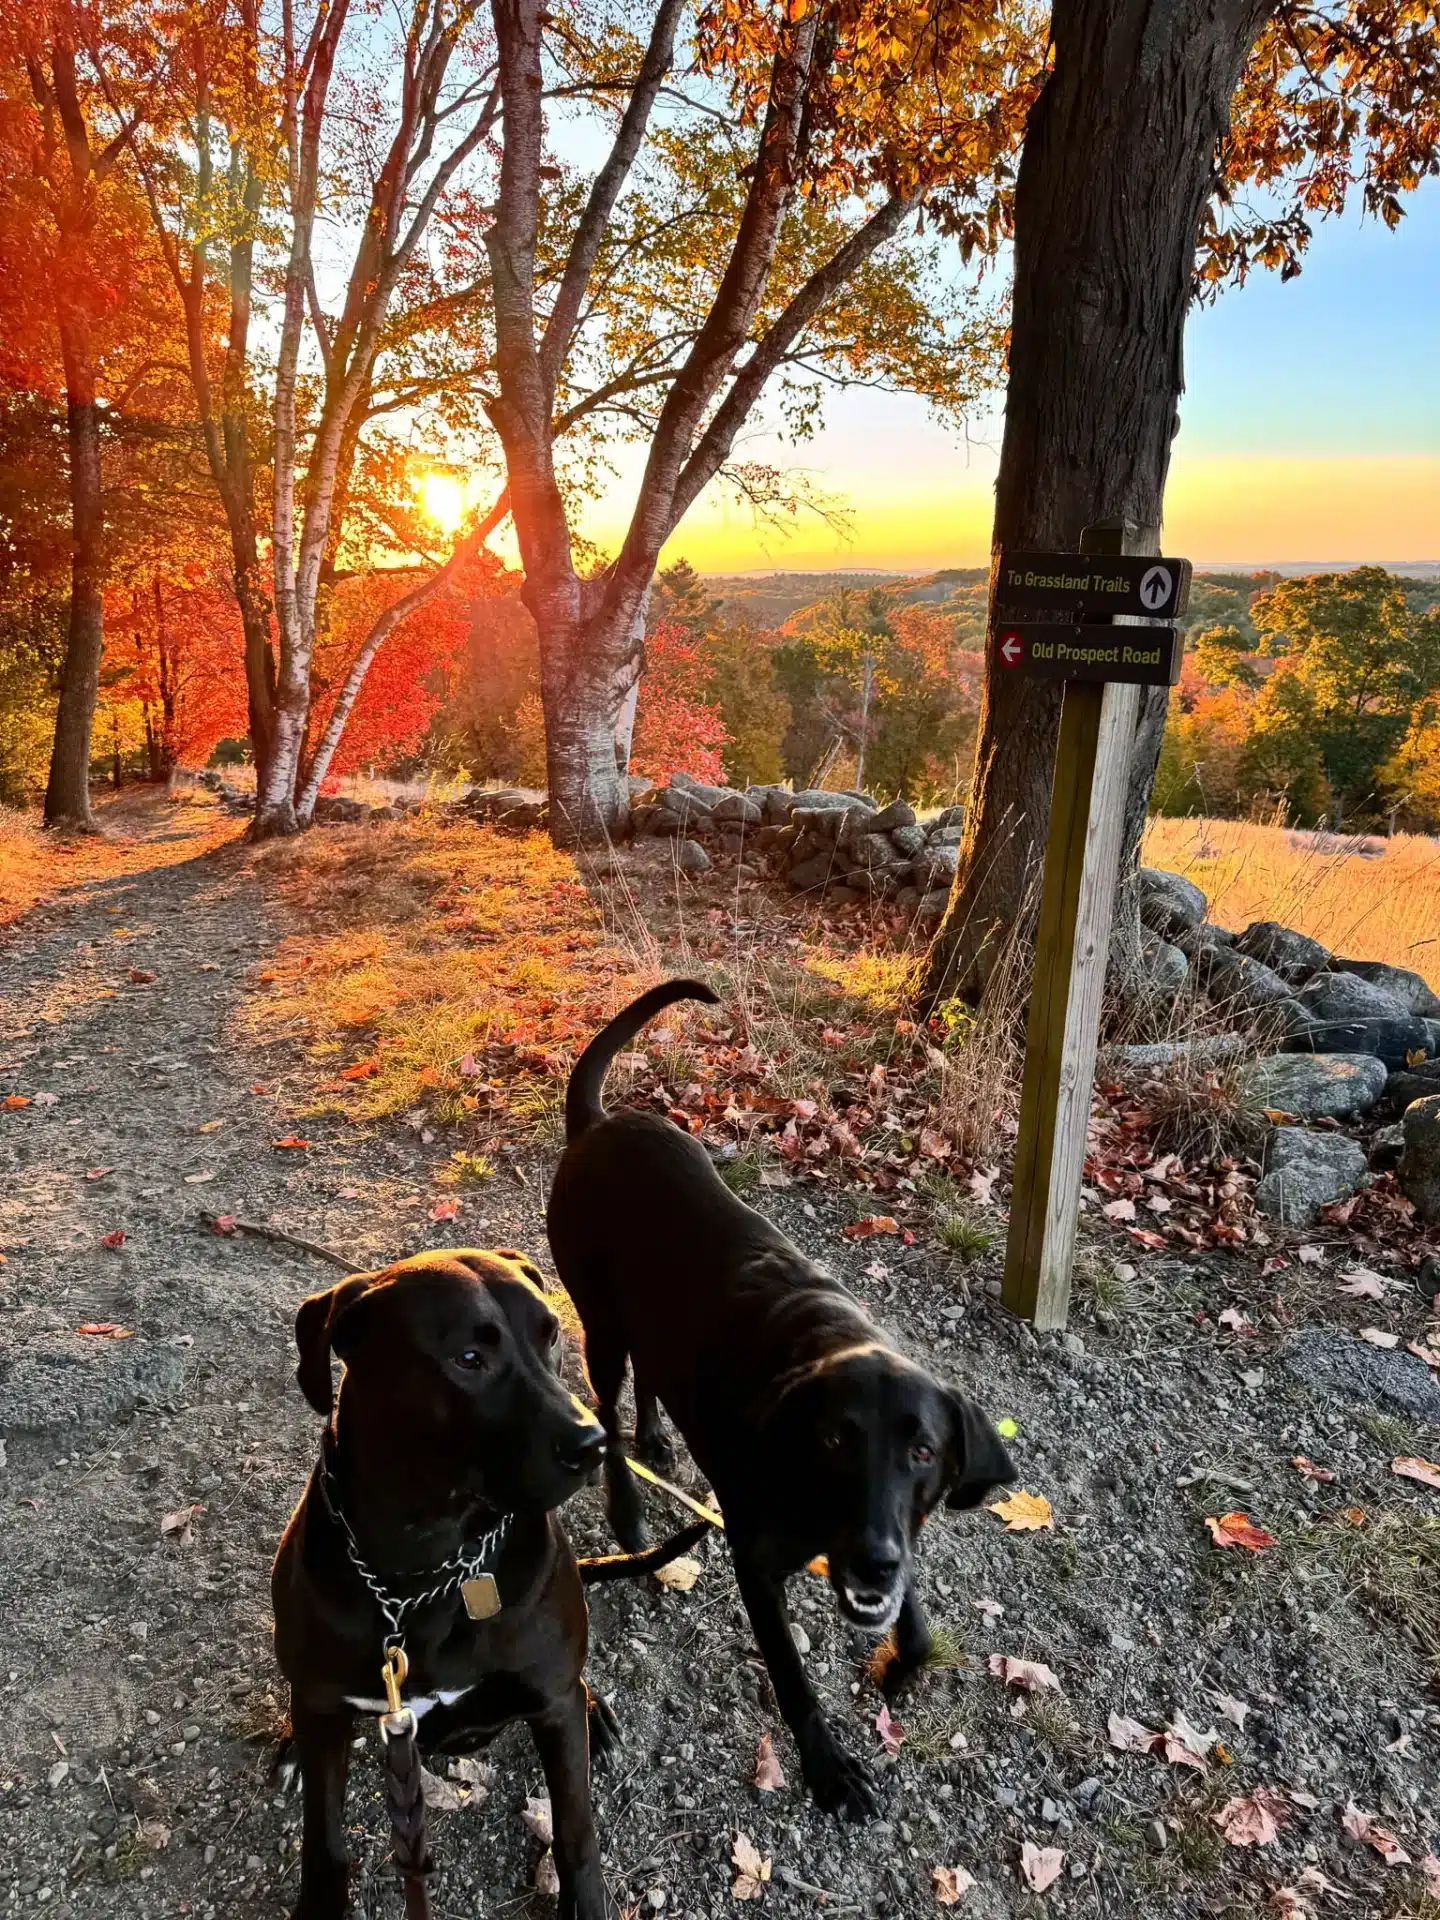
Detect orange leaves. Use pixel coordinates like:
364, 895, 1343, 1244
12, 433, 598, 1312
339, 1057, 380, 1081
753, 1734, 785, 1792
843, 1214, 898, 1239
1341, 1803, 1411, 1865
874, 1703, 904, 1754
3, 1093, 31, 1109
1205, 1511, 1275, 1552
272, 1133, 310, 1150
77, 1321, 131, 1338
987, 1654, 1060, 1693
127, 967, 157, 985
931, 1864, 975, 1905
429, 1198, 460, 1222
99, 1228, 127, 1250
1290, 1456, 1335, 1482
1392, 1455, 1440, 1490
987, 1490, 1052, 1532
1214, 1791, 1287, 1847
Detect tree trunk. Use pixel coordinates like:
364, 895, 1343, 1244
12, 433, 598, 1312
920, 0, 1277, 1010
44, 313, 105, 831
534, 582, 645, 846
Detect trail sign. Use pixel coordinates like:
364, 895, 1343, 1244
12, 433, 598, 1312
992, 622, 1182, 687
997, 551, 1191, 619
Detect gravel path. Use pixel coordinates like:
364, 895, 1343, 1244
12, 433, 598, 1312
1, 797, 1437, 1920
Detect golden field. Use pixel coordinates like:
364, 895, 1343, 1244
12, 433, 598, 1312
1142, 816, 1440, 991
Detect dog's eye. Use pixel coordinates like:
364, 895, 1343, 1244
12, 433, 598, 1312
822, 1430, 842, 1451
457, 1349, 487, 1370
911, 1444, 935, 1466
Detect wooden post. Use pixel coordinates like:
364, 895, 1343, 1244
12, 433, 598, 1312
1002, 520, 1148, 1329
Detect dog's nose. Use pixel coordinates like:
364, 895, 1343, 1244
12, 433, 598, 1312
556, 1424, 605, 1474
850, 1544, 903, 1592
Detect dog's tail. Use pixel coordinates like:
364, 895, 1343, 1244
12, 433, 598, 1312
565, 979, 720, 1141
578, 1518, 712, 1585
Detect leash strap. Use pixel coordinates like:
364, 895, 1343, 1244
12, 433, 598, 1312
380, 1647, 434, 1920
623, 1459, 725, 1529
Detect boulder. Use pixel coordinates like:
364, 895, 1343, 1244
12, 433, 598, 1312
870, 799, 917, 833
790, 806, 846, 840
638, 806, 683, 838
676, 839, 711, 875
1137, 868, 1207, 940
928, 824, 965, 848
1280, 1014, 1433, 1070
1253, 1128, 1369, 1226
1196, 946, 1299, 1021
917, 887, 952, 922
826, 884, 864, 907
895, 885, 922, 914
1329, 957, 1440, 1019
854, 832, 901, 871
918, 843, 960, 886
788, 854, 835, 892
932, 804, 966, 831
711, 793, 763, 826
1367, 1122, 1406, 1172
1385, 1064, 1440, 1107
1235, 1051, 1388, 1121
1398, 1093, 1440, 1223
1234, 922, 1331, 984
843, 869, 882, 894
658, 786, 715, 824
1291, 968, 1410, 1027
665, 773, 732, 808
1140, 929, 1189, 999
785, 788, 864, 815
468, 786, 546, 821
1174, 922, 1235, 958
889, 823, 927, 859
1282, 1327, 1440, 1423
1107, 1035, 1247, 1073
368, 805, 400, 824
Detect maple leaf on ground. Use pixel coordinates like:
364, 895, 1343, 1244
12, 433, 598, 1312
1107, 1712, 1161, 1756
1420, 1854, 1440, 1896
1218, 1306, 1251, 1331
1019, 1842, 1064, 1892
3, 1094, 32, 1108
85, 1167, 113, 1180
1214, 1794, 1282, 1847
1359, 1327, 1399, 1350
273, 1134, 311, 1151
1341, 1802, 1410, 1864
973, 1597, 1005, 1620
1290, 1456, 1336, 1482
1102, 1197, 1137, 1222
339, 1058, 380, 1081
128, 968, 158, 985
77, 1322, 132, 1339
987, 1490, 1053, 1532
1127, 1227, 1168, 1250
99, 1229, 127, 1251
429, 1198, 460, 1221
653, 1555, 702, 1591
731, 1831, 771, 1900
920, 1128, 952, 1159
1212, 1693, 1251, 1728
210, 1215, 237, 1235
1163, 1714, 1218, 1770
534, 1852, 560, 1896
1339, 1272, 1386, 1299
875, 1703, 905, 1754
1296, 1245, 1326, 1264
1206, 1511, 1276, 1552
521, 1796, 552, 1843
844, 1214, 899, 1239
932, 1863, 975, 1905
988, 1654, 1061, 1693
1391, 1456, 1440, 1490
754, 1734, 786, 1792
160, 1503, 203, 1547
421, 1767, 463, 1813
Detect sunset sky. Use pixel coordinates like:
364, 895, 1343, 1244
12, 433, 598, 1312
582, 180, 1440, 575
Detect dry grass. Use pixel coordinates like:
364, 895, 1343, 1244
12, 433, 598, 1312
0, 789, 238, 928
1143, 815, 1440, 989
240, 818, 665, 1142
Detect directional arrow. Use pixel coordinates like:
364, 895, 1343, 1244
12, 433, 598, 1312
999, 632, 1024, 666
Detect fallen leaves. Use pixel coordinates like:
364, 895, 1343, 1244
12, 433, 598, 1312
988, 1654, 1061, 1694
1106, 1711, 1216, 1770
1214, 1791, 1287, 1847
209, 1214, 237, 1235
1358, 1327, 1399, 1350
986, 1489, 1053, 1532
421, 1768, 463, 1813
520, 1796, 552, 1844
843, 1214, 899, 1239
653, 1556, 702, 1592
272, 1133, 311, 1150
4, 1093, 32, 1108
1341, 1802, 1410, 1864
127, 968, 157, 985
77, 1322, 132, 1339
1107, 1712, 1160, 1756
1391, 1455, 1440, 1490
731, 1831, 771, 1900
931, 1863, 975, 1905
754, 1734, 785, 1792
85, 1166, 113, 1180
875, 1703, 904, 1754
160, 1504, 203, 1547
1212, 1693, 1251, 1729
1205, 1511, 1276, 1553
197, 1118, 226, 1133
1019, 1842, 1064, 1893
429, 1198, 460, 1222
1290, 1456, 1336, 1482
99, 1228, 127, 1251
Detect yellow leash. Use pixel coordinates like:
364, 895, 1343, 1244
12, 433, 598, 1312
625, 1459, 725, 1530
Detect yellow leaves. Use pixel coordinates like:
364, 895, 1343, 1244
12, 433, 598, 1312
987, 1489, 1053, 1532
653, 1555, 703, 1592
731, 1832, 771, 1900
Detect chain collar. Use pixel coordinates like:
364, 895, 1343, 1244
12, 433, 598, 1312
322, 1468, 510, 1642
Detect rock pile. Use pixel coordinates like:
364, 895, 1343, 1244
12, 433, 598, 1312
1132, 864, 1440, 1227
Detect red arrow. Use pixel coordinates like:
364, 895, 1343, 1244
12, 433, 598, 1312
999, 632, 1023, 666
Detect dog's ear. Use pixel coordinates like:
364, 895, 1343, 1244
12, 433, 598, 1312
494, 1248, 549, 1291
294, 1274, 375, 1416
943, 1390, 1015, 1510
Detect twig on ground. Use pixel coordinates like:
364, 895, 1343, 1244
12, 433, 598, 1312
199, 1212, 358, 1272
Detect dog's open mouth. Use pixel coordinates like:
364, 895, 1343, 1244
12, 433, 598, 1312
833, 1577, 904, 1632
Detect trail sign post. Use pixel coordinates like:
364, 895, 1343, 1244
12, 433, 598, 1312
999, 523, 1189, 1330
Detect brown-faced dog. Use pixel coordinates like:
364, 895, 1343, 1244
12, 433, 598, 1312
272, 1249, 615, 1920
547, 982, 1015, 1823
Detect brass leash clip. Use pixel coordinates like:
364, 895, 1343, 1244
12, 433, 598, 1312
380, 1642, 413, 1738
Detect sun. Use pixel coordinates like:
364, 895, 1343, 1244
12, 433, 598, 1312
418, 469, 468, 534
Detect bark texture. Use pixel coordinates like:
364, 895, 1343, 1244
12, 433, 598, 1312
44, 317, 105, 829
921, 0, 1279, 1009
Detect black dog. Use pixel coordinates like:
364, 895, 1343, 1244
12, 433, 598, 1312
272, 1249, 615, 1920
547, 982, 1015, 1822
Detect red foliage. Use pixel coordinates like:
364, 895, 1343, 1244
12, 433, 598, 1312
631, 620, 730, 785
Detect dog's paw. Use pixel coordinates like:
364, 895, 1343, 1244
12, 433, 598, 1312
587, 1689, 623, 1770
799, 1722, 881, 1822
878, 1639, 930, 1705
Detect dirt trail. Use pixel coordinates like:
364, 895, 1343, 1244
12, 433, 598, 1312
1, 793, 1437, 1920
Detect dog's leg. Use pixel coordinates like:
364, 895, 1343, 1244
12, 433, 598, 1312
586, 1326, 649, 1553
531, 1681, 612, 1920
586, 1683, 622, 1771
291, 1700, 354, 1920
730, 1545, 880, 1823
879, 1577, 933, 1703
631, 1382, 675, 1472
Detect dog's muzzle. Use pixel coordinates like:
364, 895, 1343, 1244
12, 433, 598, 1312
831, 1548, 906, 1632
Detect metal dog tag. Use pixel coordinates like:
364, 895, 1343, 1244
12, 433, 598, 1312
462, 1574, 501, 1621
